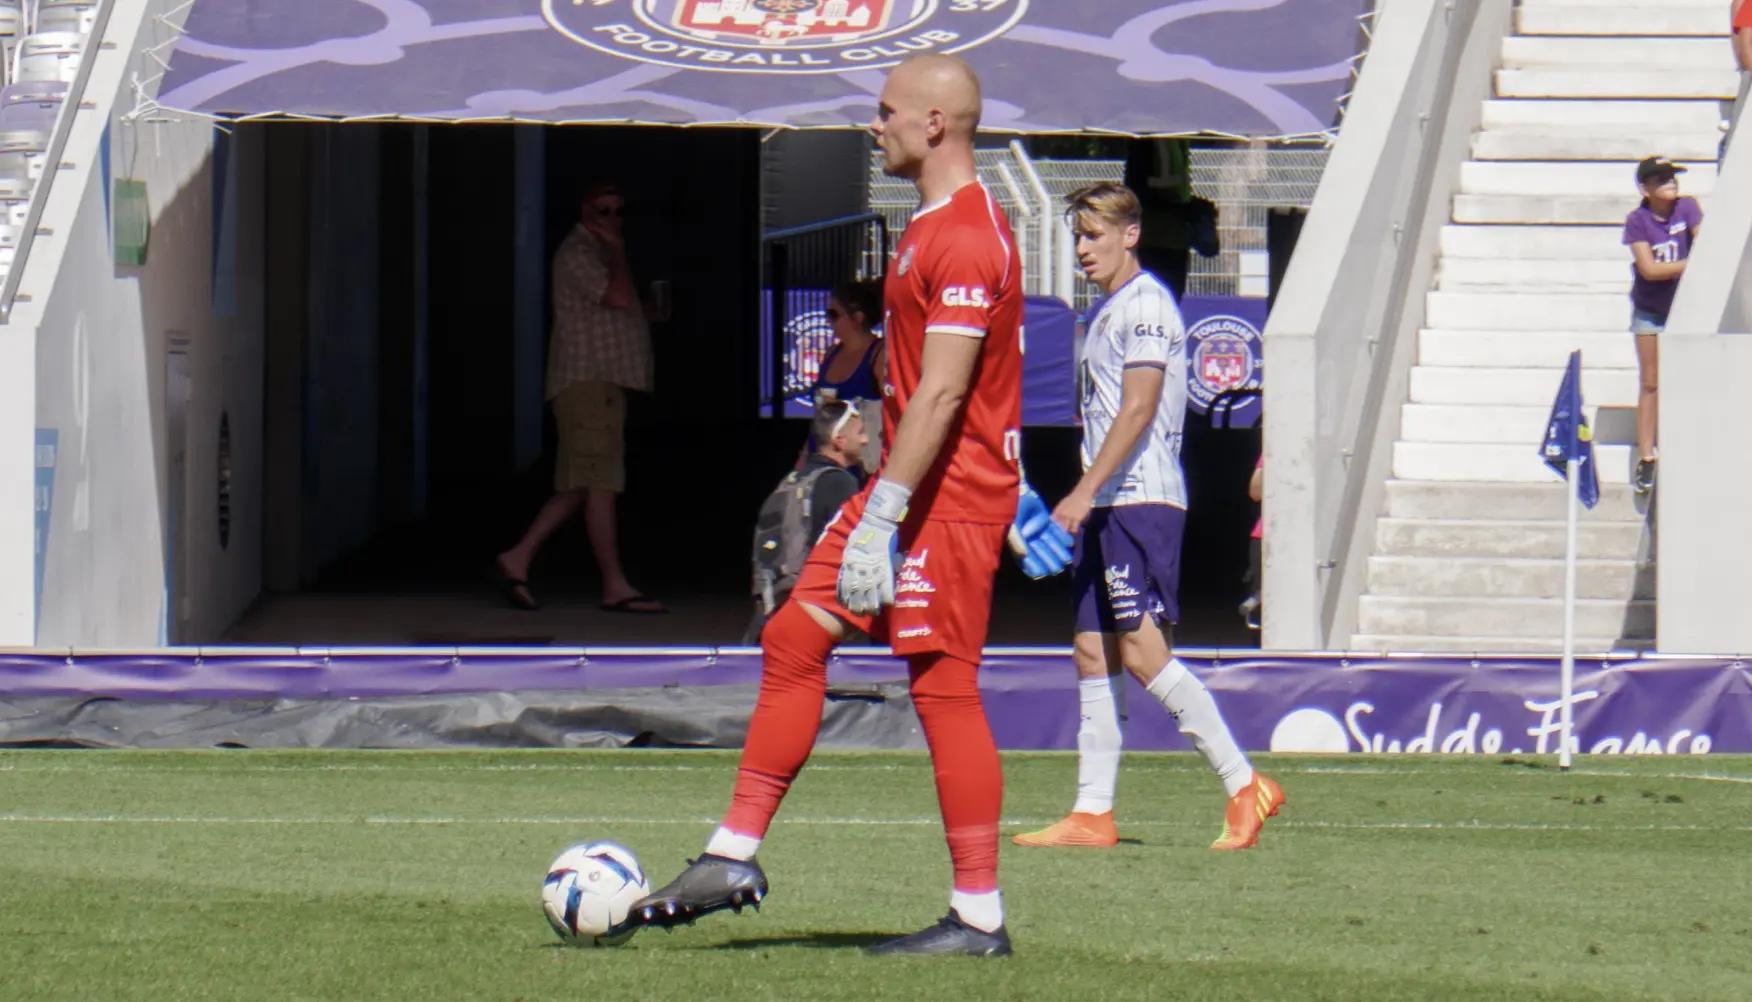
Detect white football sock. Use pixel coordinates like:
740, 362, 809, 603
1071, 675, 1123, 814
950, 888, 1004, 932
1146, 658, 1254, 797
704, 827, 762, 861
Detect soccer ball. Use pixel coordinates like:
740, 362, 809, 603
541, 841, 650, 946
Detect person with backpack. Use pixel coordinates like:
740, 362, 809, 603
747, 400, 868, 640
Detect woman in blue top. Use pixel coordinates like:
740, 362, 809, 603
805, 279, 885, 472
813, 279, 885, 404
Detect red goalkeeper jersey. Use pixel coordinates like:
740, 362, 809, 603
880, 181, 1023, 526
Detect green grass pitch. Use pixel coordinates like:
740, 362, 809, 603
1, 750, 1747, 1001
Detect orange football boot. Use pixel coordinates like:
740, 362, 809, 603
1210, 772, 1285, 850
1011, 811, 1119, 848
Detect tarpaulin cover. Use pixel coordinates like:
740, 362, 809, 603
156, 1, 1371, 136
2, 651, 1747, 755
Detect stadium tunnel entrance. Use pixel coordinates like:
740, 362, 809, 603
207, 123, 1273, 649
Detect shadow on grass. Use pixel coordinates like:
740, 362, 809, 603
706, 932, 895, 951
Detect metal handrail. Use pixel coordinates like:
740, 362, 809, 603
761, 210, 885, 243
0, 0, 115, 323
761, 210, 888, 418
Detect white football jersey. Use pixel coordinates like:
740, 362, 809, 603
1077, 269, 1188, 508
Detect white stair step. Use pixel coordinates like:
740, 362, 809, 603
1440, 224, 1624, 260
1472, 129, 1721, 162
1416, 330, 1636, 368
1497, 68, 1739, 99
1481, 99, 1724, 132
1501, 37, 1735, 70
1459, 161, 1715, 197
1347, 633, 1643, 655
1516, 6, 1730, 36
1435, 258, 1630, 292
1393, 441, 1635, 483
1367, 555, 1649, 601
1453, 193, 1672, 225
1409, 365, 1638, 406
1401, 402, 1617, 444
1376, 517, 1645, 558
1426, 292, 1630, 331
1383, 480, 1643, 521
1357, 595, 1654, 640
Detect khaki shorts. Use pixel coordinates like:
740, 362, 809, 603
553, 380, 625, 493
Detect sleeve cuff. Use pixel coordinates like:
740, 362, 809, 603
925, 324, 988, 339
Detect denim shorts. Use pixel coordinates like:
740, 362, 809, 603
1630, 308, 1666, 336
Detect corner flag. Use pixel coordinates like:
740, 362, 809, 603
1540, 350, 1599, 509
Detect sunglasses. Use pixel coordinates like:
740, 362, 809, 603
826, 307, 851, 321
830, 404, 860, 439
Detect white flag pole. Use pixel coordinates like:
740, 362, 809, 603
1559, 456, 1579, 770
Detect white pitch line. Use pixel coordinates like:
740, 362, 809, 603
1569, 768, 1752, 785
2, 761, 1749, 784
0, 814, 1747, 834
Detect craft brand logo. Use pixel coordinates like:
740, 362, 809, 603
546, 0, 1027, 75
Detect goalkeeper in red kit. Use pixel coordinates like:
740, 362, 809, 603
628, 53, 1072, 957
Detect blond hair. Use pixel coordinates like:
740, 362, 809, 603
1064, 182, 1142, 232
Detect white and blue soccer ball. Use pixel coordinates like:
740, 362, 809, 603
541, 841, 649, 946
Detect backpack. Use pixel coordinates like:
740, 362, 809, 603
751, 465, 844, 614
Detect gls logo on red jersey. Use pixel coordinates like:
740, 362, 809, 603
941, 286, 990, 309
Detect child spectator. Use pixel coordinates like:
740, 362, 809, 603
1621, 157, 1702, 496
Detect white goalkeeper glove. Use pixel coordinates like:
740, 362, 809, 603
837, 478, 910, 615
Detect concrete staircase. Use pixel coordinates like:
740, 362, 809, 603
1352, 0, 1733, 653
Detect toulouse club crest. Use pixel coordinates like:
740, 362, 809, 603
674, 0, 897, 44
1184, 313, 1263, 425
545, 0, 1025, 74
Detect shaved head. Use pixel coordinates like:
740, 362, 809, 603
888, 54, 982, 135
869, 55, 984, 183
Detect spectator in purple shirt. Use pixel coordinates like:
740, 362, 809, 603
1621, 157, 1702, 497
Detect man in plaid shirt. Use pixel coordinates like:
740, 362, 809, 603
497, 182, 666, 615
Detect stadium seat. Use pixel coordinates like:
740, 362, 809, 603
0, 2, 22, 87
33, 1, 95, 38
15, 31, 82, 84
0, 198, 27, 227
0, 149, 31, 178
0, 88, 58, 123
0, 147, 40, 184
0, 121, 47, 156
1, 79, 67, 107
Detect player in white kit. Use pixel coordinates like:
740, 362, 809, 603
1012, 183, 1284, 851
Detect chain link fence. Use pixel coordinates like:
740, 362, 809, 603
869, 145, 1328, 309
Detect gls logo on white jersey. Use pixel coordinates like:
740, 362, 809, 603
941, 286, 989, 309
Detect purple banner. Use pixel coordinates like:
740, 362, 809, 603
1020, 294, 1078, 426
762, 294, 1086, 425
3, 651, 1749, 755
158, 1, 1369, 136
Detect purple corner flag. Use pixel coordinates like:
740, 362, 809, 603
1540, 350, 1600, 509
